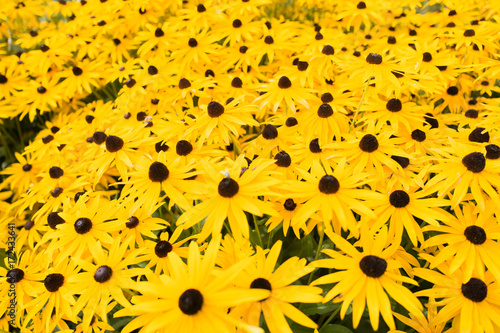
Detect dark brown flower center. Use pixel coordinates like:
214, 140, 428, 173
285, 117, 298, 127
463, 29, 475, 37
155, 141, 169, 153
309, 138, 322, 153
231, 77, 243, 88
317, 103, 333, 118
411, 129, 426, 142
207, 101, 224, 117
149, 161, 169, 182
366, 53, 382, 64
318, 175, 340, 194
44, 273, 64, 292
148, 66, 158, 75
49, 166, 64, 179
22, 164, 32, 172
197, 4, 206, 12
283, 199, 297, 211
126, 216, 139, 229
93, 131, 107, 145
42, 135, 54, 144
262, 124, 278, 140
359, 255, 387, 278
179, 289, 204, 315
322, 45, 334, 55
465, 109, 478, 119
297, 61, 309, 71
357, 1, 366, 9
424, 113, 439, 128
24, 220, 34, 230
389, 190, 410, 208
359, 134, 379, 152
188, 38, 198, 47
447, 86, 459, 96
462, 152, 485, 173
94, 265, 113, 283
274, 151, 291, 167
278, 76, 292, 89
218, 178, 239, 198
155, 28, 164, 37
176, 140, 193, 156
232, 19, 242, 28
464, 225, 486, 245
391, 156, 410, 169
250, 278, 272, 290
37, 86, 47, 94
72, 66, 83, 76
7, 268, 25, 283
468, 128, 489, 143
105, 135, 124, 152
74, 217, 92, 234
51, 187, 63, 198
422, 52, 432, 62
485, 144, 500, 160
178, 78, 191, 89
125, 78, 136, 88
462, 278, 487, 302
321, 93, 333, 103
387, 36, 397, 44
47, 212, 65, 229
386, 98, 402, 112
264, 36, 274, 44
155, 240, 173, 258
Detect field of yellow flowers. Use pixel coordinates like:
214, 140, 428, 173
1, 0, 500, 332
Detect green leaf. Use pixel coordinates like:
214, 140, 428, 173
322, 324, 353, 333
302, 302, 338, 316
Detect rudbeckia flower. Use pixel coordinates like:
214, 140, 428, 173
70, 237, 145, 331
255, 75, 314, 115
177, 155, 279, 241
24, 258, 79, 331
115, 235, 270, 333
120, 153, 197, 214
285, 159, 380, 237
367, 186, 450, 246
231, 241, 323, 332
415, 265, 500, 333
313, 227, 423, 331
42, 195, 123, 262
423, 202, 500, 283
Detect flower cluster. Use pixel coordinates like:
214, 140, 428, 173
1, 0, 500, 332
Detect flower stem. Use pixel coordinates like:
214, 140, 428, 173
348, 80, 370, 133
253, 214, 264, 248
319, 305, 342, 332
314, 225, 325, 261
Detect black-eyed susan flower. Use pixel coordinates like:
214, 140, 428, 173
231, 241, 323, 332
177, 155, 279, 241
285, 159, 381, 238
70, 237, 145, 331
120, 153, 197, 214
423, 202, 500, 283
313, 227, 423, 331
415, 266, 500, 333
115, 235, 270, 333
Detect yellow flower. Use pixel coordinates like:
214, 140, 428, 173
115, 235, 270, 333
313, 226, 423, 331
231, 241, 323, 332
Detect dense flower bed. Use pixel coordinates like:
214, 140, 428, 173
1, 0, 500, 332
